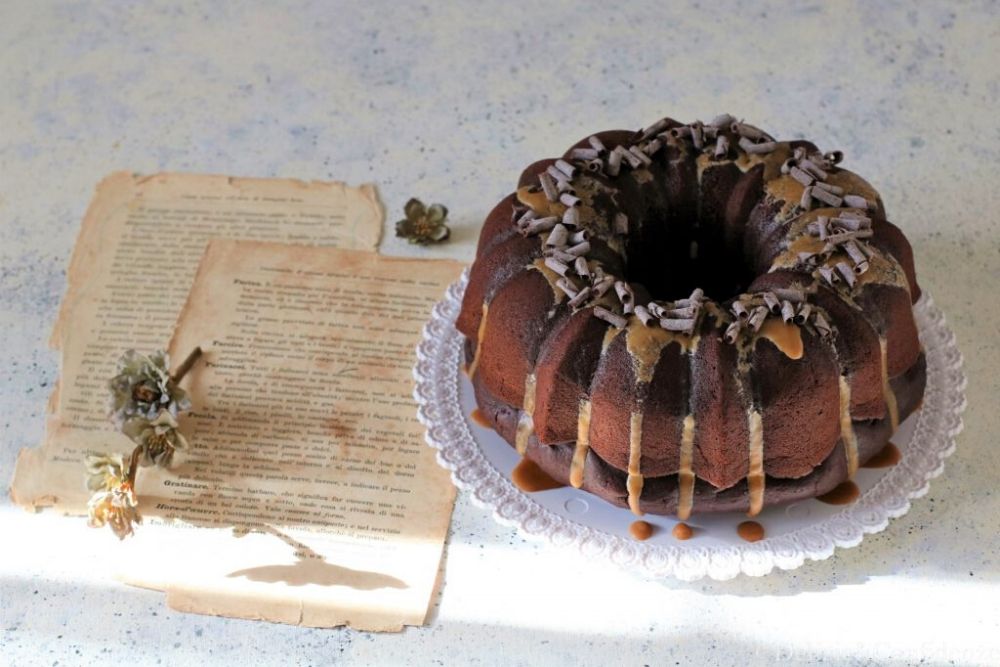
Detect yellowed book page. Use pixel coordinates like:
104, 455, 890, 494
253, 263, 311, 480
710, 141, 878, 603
116, 240, 462, 630
12, 172, 382, 510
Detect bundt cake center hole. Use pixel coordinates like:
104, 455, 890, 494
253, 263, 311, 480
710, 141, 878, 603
623, 219, 756, 302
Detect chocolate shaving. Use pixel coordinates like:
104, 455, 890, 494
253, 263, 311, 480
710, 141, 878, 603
810, 186, 843, 208
634, 304, 655, 326
813, 181, 844, 196
661, 305, 696, 319
748, 306, 768, 332
731, 121, 766, 141
556, 179, 575, 194
559, 192, 581, 208
568, 285, 592, 308
547, 248, 576, 263
546, 165, 571, 186
797, 251, 817, 265
628, 146, 651, 167
566, 241, 591, 257
836, 261, 857, 287
813, 312, 832, 337
544, 257, 570, 276
793, 146, 807, 161
570, 147, 600, 161
585, 159, 603, 173
780, 300, 796, 323
574, 256, 591, 281
794, 303, 812, 324
644, 138, 664, 156
740, 137, 778, 154
714, 134, 730, 159
789, 165, 815, 186
537, 171, 559, 202
588, 136, 607, 155
818, 265, 839, 286
524, 216, 559, 235
593, 276, 615, 297
614, 281, 635, 314
843, 194, 872, 210
825, 229, 873, 244
647, 302, 667, 319
594, 306, 627, 329
732, 301, 749, 319
773, 287, 805, 302
640, 118, 670, 141
669, 126, 692, 138
763, 291, 780, 314
568, 230, 589, 244
800, 186, 814, 211
556, 277, 579, 298
832, 214, 871, 231
690, 123, 705, 150
545, 223, 568, 247
681, 288, 704, 305
606, 147, 623, 176
660, 318, 695, 333
703, 125, 719, 140
781, 158, 795, 175
708, 113, 736, 128
515, 208, 536, 228
554, 159, 577, 179
613, 212, 629, 235
798, 159, 828, 181
824, 150, 844, 165
724, 320, 742, 344
562, 207, 579, 228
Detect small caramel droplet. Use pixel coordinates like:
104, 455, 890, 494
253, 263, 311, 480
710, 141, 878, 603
672, 522, 693, 541
862, 442, 901, 469
629, 520, 654, 541
469, 408, 492, 429
758, 319, 804, 360
737, 520, 765, 543
511, 458, 565, 493
817, 480, 860, 505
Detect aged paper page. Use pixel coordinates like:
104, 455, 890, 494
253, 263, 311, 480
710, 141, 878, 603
12, 172, 382, 510
116, 240, 462, 630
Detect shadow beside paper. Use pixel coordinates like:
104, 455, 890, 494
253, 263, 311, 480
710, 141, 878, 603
227, 560, 407, 590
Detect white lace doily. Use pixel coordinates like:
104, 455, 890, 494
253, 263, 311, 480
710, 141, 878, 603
414, 270, 966, 580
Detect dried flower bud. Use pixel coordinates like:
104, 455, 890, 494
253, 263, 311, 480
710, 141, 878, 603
107, 350, 190, 430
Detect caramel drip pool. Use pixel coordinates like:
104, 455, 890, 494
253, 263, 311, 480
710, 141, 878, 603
676, 415, 697, 520
838, 376, 859, 477
514, 373, 537, 455
629, 520, 654, 541
469, 408, 492, 429
746, 410, 765, 517
757, 319, 803, 359
817, 480, 860, 505
466, 301, 489, 378
626, 411, 644, 516
863, 441, 901, 468
737, 520, 765, 543
672, 522, 694, 541
879, 337, 900, 431
569, 399, 592, 488
512, 457, 564, 493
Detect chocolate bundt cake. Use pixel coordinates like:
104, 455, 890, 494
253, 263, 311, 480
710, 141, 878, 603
458, 114, 925, 518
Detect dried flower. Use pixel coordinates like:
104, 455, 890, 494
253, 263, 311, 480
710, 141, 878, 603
108, 350, 191, 430
122, 410, 189, 466
395, 198, 450, 244
85, 453, 126, 492
88, 482, 140, 540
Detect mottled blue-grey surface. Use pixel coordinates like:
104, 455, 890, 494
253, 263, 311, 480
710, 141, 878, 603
2, 1, 998, 665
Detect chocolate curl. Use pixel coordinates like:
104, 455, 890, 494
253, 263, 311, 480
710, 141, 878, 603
556, 179, 575, 195
835, 261, 857, 287
800, 186, 814, 211
724, 320, 742, 344
763, 291, 781, 314
568, 285, 592, 308
660, 317, 695, 333
547, 248, 576, 263
813, 181, 845, 196
780, 300, 796, 323
703, 125, 719, 140
570, 147, 600, 161
827, 229, 874, 245
793, 146, 807, 161
647, 302, 667, 319
606, 147, 623, 176
798, 251, 818, 265
789, 165, 814, 186
798, 158, 828, 181
844, 241, 869, 274
593, 275, 615, 298
780, 158, 795, 175
731, 121, 766, 141
794, 303, 812, 324
824, 150, 844, 165
573, 256, 590, 281
593, 306, 627, 329
537, 172, 559, 203
554, 159, 577, 179
566, 241, 591, 257
585, 159, 603, 173
690, 123, 705, 150
732, 300, 749, 319
813, 312, 833, 337
644, 138, 664, 156
748, 306, 768, 332
634, 304, 655, 326
588, 136, 607, 155
739, 137, 778, 154
559, 192, 581, 208
614, 281, 635, 314
545, 223, 569, 248
546, 165, 571, 187
833, 214, 871, 231
708, 113, 736, 128
628, 146, 652, 167
682, 287, 704, 305
591, 265, 606, 283
544, 257, 570, 277
562, 207, 579, 228
669, 125, 692, 138
843, 194, 872, 210
525, 216, 559, 235
818, 265, 839, 286
773, 287, 806, 303
556, 277, 579, 298
568, 229, 589, 244
640, 118, 670, 141
515, 208, 536, 228
612, 212, 629, 236
714, 134, 730, 159
809, 216, 830, 239
810, 186, 843, 208
662, 305, 697, 319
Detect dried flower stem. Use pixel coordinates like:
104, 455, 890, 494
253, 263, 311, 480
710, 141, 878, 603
170, 346, 202, 384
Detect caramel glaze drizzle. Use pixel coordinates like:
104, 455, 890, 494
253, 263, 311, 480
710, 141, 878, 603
514, 372, 537, 455
466, 300, 489, 378
626, 410, 645, 516
676, 415, 697, 520
569, 399, 591, 488
838, 376, 860, 477
879, 337, 900, 432
746, 409, 766, 517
